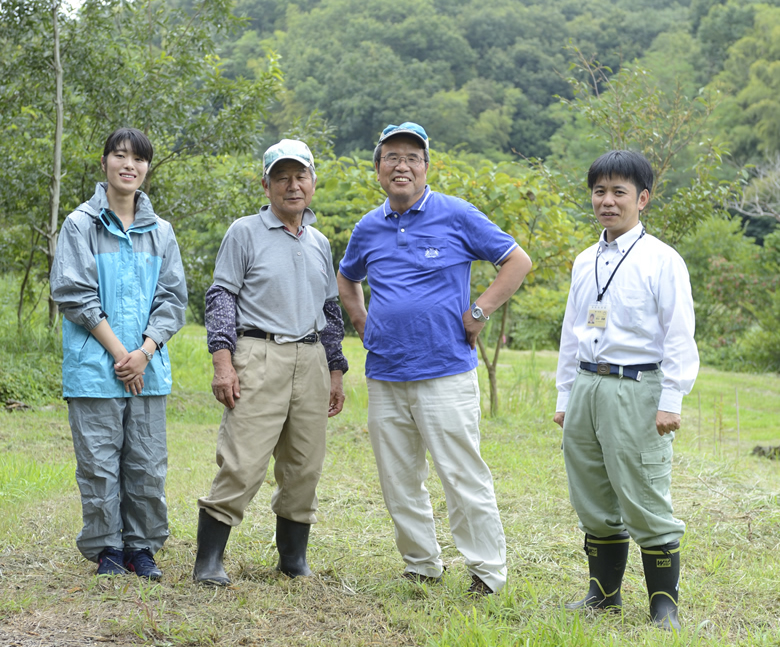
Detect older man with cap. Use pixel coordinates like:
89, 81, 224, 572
193, 139, 348, 586
337, 122, 533, 595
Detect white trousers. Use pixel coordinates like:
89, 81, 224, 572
367, 370, 507, 592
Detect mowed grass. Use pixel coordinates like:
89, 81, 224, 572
0, 326, 778, 646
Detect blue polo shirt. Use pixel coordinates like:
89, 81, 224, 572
339, 186, 518, 381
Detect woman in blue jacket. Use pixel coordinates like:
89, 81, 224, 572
50, 128, 188, 578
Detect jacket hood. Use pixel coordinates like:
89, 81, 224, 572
79, 182, 158, 228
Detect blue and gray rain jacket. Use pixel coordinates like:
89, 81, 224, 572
50, 183, 188, 398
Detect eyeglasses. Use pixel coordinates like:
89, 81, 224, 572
381, 153, 425, 167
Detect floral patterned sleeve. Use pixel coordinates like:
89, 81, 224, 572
205, 284, 238, 354
322, 300, 349, 374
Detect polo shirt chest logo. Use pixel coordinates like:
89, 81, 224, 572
424, 247, 440, 258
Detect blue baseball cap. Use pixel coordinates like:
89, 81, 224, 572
377, 122, 429, 149
263, 139, 315, 175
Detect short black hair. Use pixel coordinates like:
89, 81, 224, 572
587, 150, 653, 195
102, 127, 154, 164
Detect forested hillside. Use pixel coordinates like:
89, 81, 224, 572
211, 0, 779, 163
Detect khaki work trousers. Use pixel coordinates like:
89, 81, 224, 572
562, 368, 685, 547
199, 336, 330, 526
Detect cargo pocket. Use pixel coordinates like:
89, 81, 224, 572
641, 445, 673, 505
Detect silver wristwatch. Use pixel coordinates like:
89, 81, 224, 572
139, 347, 153, 362
471, 302, 489, 322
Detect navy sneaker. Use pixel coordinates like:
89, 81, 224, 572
97, 547, 127, 576
125, 548, 162, 581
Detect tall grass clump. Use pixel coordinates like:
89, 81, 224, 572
0, 454, 71, 503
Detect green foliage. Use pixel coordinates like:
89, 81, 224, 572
0, 358, 61, 406
694, 0, 758, 81
0, 0, 285, 324
722, 229, 780, 371
712, 2, 780, 163
676, 215, 780, 372
3, 0, 780, 380
221, 0, 692, 158
677, 216, 768, 364
554, 49, 739, 246
508, 286, 568, 351
0, 275, 62, 404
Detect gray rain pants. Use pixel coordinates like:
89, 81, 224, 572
68, 396, 168, 562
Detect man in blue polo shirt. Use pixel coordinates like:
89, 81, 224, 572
338, 122, 532, 595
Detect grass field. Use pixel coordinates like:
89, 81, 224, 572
1, 327, 779, 646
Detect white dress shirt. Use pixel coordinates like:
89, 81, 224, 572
555, 222, 699, 414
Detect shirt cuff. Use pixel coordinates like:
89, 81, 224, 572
657, 389, 683, 415
556, 391, 570, 413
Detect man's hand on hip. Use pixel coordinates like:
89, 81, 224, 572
462, 309, 486, 350
212, 348, 240, 408
656, 410, 681, 436
328, 370, 345, 417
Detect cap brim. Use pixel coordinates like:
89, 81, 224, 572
378, 129, 429, 149
264, 155, 314, 175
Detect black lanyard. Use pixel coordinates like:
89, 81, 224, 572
595, 228, 645, 302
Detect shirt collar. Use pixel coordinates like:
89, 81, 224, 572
259, 204, 317, 230
383, 185, 432, 218
599, 221, 644, 254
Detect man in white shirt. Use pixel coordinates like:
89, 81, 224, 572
553, 150, 699, 631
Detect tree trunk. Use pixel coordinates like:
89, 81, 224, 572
18, 230, 42, 329
47, 0, 64, 327
476, 302, 510, 417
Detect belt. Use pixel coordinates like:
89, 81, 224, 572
241, 329, 320, 344
579, 361, 659, 382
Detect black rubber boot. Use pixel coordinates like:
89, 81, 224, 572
276, 516, 313, 577
193, 508, 232, 586
565, 532, 630, 611
641, 540, 681, 631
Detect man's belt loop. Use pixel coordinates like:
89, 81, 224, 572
618, 365, 624, 379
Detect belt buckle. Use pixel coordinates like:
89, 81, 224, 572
596, 362, 611, 376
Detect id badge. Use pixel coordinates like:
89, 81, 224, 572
587, 303, 608, 328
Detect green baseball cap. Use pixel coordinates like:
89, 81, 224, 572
263, 139, 315, 175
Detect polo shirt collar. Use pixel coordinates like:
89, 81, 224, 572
259, 204, 317, 230
382, 185, 432, 218
598, 221, 644, 254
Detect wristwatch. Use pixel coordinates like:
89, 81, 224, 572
139, 347, 153, 362
471, 302, 489, 322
